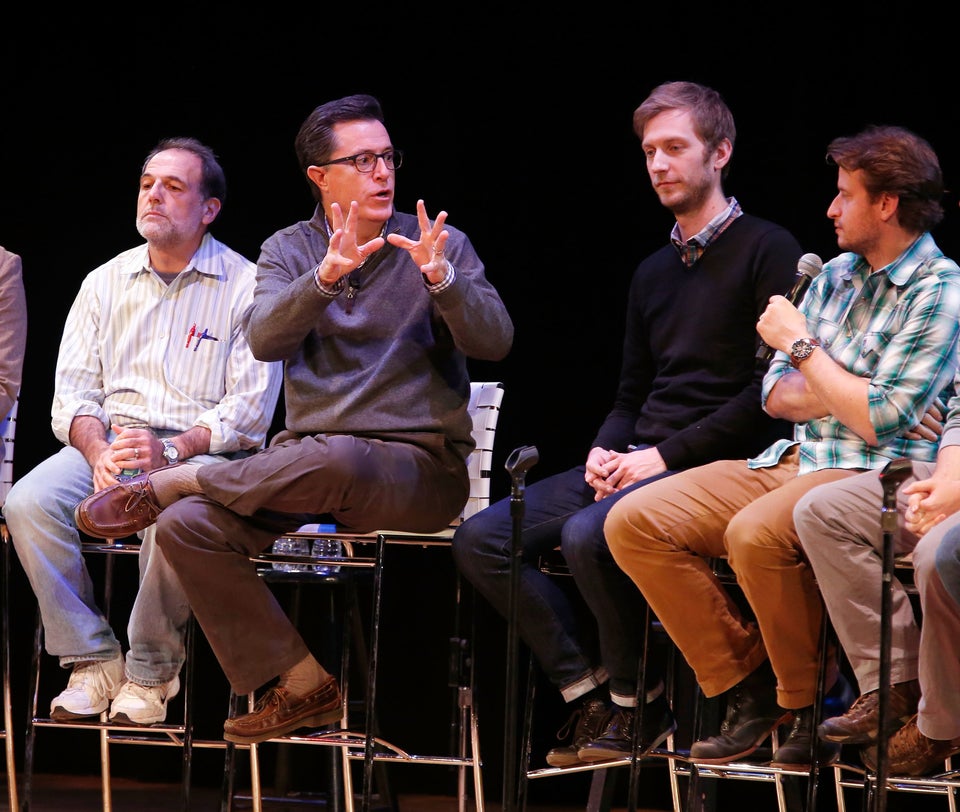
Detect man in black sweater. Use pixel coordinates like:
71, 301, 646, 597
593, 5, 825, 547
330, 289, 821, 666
451, 81, 801, 767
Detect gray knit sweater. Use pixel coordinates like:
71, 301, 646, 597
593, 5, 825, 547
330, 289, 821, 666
243, 206, 513, 460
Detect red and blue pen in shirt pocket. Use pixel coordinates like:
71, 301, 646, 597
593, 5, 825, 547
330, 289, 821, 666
185, 323, 220, 351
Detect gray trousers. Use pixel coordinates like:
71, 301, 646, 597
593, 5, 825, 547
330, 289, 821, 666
794, 462, 960, 740
155, 431, 468, 695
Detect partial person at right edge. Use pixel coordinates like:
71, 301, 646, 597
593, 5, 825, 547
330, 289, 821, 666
795, 403, 960, 777
451, 80, 801, 768
0, 245, 27, 421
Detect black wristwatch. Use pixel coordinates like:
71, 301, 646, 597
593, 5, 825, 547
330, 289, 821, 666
790, 337, 821, 369
161, 438, 180, 465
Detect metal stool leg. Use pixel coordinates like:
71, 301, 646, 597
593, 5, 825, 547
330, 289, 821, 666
518, 649, 537, 812
220, 692, 241, 812
246, 694, 263, 812
99, 718, 111, 812
627, 604, 658, 812
450, 572, 483, 812
22, 603, 43, 812
1, 529, 19, 812
99, 551, 117, 812
180, 615, 196, 810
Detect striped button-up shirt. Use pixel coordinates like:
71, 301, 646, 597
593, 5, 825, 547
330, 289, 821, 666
750, 232, 960, 474
52, 233, 282, 455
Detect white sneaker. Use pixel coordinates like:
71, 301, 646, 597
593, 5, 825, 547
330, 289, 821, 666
109, 675, 180, 725
50, 654, 126, 720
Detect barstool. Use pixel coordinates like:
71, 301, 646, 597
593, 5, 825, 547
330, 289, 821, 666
223, 381, 504, 812
665, 557, 834, 812
519, 548, 682, 812
21, 533, 226, 812
830, 552, 960, 812
222, 535, 393, 812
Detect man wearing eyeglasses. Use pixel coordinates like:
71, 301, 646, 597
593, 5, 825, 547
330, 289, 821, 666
75, 93, 514, 744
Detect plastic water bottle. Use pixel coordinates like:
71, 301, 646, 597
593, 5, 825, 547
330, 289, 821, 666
309, 537, 343, 575
271, 537, 311, 572
292, 523, 341, 574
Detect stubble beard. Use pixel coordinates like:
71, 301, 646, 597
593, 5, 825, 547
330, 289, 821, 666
667, 173, 713, 218
137, 217, 183, 251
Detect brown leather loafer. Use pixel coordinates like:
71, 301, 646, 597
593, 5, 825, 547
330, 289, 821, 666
74, 469, 169, 539
223, 677, 342, 744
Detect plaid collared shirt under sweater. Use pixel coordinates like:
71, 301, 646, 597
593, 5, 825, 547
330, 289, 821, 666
750, 231, 960, 474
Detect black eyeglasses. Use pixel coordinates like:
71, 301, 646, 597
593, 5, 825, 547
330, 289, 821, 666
316, 149, 403, 173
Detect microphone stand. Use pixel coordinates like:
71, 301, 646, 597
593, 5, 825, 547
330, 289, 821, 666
875, 457, 913, 812
502, 445, 538, 812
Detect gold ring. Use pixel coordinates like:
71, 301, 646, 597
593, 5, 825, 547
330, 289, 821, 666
434, 247, 444, 255
134, 447, 139, 459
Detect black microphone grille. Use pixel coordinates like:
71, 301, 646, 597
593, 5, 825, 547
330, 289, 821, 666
798, 253, 823, 279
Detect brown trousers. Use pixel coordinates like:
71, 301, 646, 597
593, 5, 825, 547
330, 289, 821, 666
155, 431, 467, 694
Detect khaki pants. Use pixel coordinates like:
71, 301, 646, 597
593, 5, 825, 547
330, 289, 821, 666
796, 462, 960, 740
605, 449, 860, 708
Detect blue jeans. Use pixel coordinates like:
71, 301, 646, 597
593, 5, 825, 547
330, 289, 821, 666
451, 450, 675, 704
935, 528, 960, 608
5, 442, 221, 686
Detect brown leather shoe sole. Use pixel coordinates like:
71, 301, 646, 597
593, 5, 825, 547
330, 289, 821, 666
224, 679, 342, 745
74, 469, 173, 539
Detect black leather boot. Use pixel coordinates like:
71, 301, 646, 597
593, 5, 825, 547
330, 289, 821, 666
690, 661, 791, 764
772, 673, 855, 768
770, 705, 841, 769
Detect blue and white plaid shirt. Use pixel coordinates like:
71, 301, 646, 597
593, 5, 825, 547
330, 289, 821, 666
750, 232, 960, 474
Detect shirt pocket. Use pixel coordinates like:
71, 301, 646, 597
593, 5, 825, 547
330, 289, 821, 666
813, 319, 842, 350
856, 331, 891, 366
164, 331, 230, 406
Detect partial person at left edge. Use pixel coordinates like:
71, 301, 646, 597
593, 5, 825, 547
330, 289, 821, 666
4, 136, 283, 726
0, 245, 27, 421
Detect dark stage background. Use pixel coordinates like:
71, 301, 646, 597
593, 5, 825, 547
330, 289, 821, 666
2, 6, 958, 808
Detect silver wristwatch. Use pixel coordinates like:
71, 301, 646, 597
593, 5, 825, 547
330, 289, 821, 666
161, 438, 180, 464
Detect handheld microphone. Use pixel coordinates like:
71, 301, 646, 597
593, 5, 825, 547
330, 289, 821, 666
755, 252, 824, 364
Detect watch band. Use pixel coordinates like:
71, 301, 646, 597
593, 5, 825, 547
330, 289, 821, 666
161, 438, 180, 464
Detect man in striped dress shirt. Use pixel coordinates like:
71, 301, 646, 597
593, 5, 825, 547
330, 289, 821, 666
5, 137, 282, 726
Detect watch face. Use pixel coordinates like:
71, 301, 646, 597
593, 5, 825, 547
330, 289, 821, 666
162, 441, 179, 462
790, 338, 819, 367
